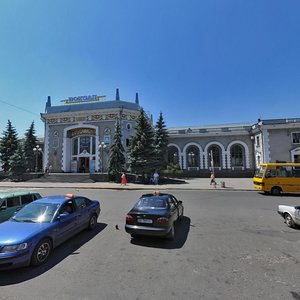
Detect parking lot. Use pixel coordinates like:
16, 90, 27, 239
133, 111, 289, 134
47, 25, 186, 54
0, 188, 300, 300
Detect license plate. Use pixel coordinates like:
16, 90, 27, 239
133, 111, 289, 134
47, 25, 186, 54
137, 219, 153, 224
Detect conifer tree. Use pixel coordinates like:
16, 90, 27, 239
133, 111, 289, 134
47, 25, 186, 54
108, 119, 125, 177
23, 121, 38, 171
128, 109, 156, 174
154, 112, 169, 171
0, 120, 19, 173
9, 143, 26, 180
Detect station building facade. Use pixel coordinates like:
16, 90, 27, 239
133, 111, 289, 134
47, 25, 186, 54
41, 89, 300, 176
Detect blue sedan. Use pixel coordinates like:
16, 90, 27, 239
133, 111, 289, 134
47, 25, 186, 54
0, 194, 100, 270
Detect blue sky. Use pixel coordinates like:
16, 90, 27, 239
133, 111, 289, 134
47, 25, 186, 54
1, 0, 300, 137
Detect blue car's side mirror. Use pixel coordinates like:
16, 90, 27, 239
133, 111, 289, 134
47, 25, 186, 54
58, 212, 69, 219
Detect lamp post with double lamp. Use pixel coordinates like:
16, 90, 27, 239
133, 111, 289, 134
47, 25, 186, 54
209, 150, 214, 175
33, 145, 43, 174
173, 152, 178, 164
98, 142, 107, 173
188, 151, 195, 168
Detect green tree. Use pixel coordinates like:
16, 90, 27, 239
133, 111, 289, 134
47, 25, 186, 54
128, 109, 156, 174
108, 119, 125, 178
9, 143, 26, 181
164, 163, 182, 175
0, 120, 19, 173
154, 112, 169, 171
23, 121, 38, 171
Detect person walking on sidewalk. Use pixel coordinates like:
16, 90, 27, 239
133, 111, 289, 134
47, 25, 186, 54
210, 172, 216, 185
121, 172, 127, 185
153, 171, 159, 185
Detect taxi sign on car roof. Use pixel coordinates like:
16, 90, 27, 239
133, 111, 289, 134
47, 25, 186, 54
65, 193, 74, 198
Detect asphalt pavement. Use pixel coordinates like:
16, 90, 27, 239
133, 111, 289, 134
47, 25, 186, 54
0, 177, 255, 191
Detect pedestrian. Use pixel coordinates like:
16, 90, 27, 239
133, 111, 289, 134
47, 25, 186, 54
153, 171, 159, 185
144, 173, 149, 184
210, 172, 216, 185
121, 172, 127, 185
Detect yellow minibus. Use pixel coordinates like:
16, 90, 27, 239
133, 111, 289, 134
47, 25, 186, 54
253, 163, 300, 195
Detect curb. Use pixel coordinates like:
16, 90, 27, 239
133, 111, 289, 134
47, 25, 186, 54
0, 184, 255, 192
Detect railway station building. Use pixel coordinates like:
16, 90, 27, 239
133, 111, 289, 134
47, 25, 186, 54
41, 89, 300, 176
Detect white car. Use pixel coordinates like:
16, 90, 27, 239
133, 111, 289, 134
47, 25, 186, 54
278, 205, 300, 228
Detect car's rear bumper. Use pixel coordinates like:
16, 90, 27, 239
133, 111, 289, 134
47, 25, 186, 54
125, 224, 170, 237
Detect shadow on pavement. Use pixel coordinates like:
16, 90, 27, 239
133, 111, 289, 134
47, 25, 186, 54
0, 222, 107, 285
260, 192, 300, 197
130, 216, 191, 249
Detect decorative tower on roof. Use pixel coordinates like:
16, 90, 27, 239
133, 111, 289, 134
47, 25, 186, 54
135, 92, 139, 104
45, 96, 51, 112
116, 88, 120, 101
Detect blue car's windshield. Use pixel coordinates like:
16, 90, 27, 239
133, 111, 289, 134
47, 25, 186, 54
11, 202, 60, 223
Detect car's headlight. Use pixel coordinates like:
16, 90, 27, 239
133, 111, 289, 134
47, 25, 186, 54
1, 243, 28, 253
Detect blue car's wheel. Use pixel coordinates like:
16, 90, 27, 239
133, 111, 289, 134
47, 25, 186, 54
31, 238, 52, 266
88, 214, 97, 230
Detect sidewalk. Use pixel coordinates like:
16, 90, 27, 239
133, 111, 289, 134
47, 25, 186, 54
0, 178, 255, 191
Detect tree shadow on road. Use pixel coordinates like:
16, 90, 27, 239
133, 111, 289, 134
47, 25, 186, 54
130, 216, 191, 249
0, 223, 107, 285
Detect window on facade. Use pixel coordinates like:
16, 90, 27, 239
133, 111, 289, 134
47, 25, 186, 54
208, 146, 221, 167
231, 145, 244, 167
167, 146, 179, 164
80, 136, 91, 153
187, 146, 199, 167
91, 137, 96, 154
73, 138, 78, 155
126, 139, 130, 147
104, 134, 111, 145
72, 136, 96, 155
256, 136, 260, 147
292, 132, 300, 144
257, 155, 261, 165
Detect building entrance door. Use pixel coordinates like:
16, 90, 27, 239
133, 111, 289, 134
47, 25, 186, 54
294, 155, 300, 163
79, 157, 90, 173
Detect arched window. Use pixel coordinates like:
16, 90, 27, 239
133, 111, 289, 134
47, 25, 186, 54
72, 136, 96, 155
208, 145, 221, 168
186, 146, 199, 168
231, 144, 244, 167
167, 146, 179, 164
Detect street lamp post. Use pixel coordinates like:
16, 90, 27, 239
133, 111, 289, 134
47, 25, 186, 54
98, 142, 107, 173
210, 150, 214, 175
173, 152, 178, 164
188, 152, 195, 168
33, 145, 43, 174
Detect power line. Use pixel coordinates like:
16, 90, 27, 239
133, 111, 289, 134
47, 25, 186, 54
0, 99, 40, 117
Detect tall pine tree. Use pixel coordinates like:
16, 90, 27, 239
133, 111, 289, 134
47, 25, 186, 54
154, 112, 169, 171
108, 119, 125, 177
23, 121, 38, 171
0, 120, 19, 173
128, 109, 156, 174
9, 143, 26, 180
